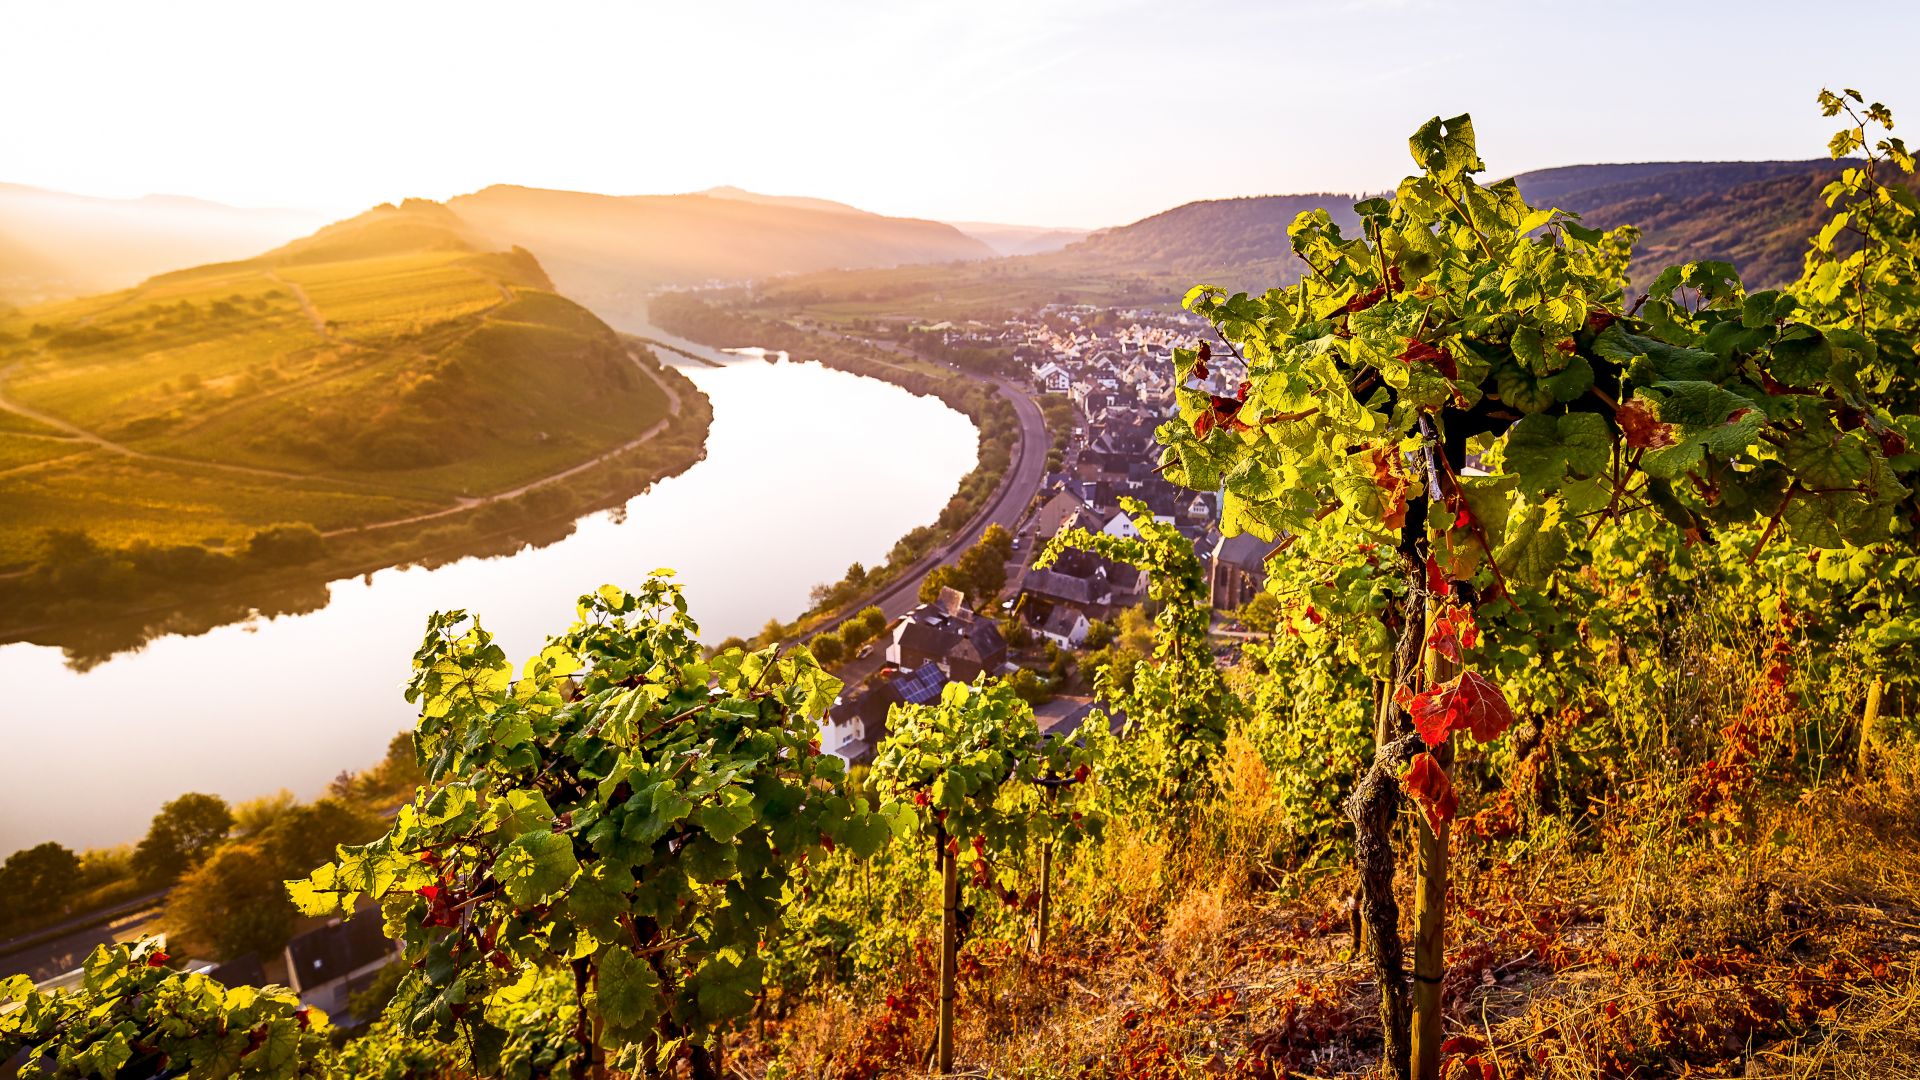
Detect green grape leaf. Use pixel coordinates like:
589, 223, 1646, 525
1500, 413, 1610, 493
595, 946, 661, 1032
1781, 430, 1873, 489
492, 830, 579, 906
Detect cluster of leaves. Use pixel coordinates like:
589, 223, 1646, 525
1160, 104, 1920, 840
288, 577, 898, 1077
1, 943, 330, 1079
1039, 497, 1242, 809
871, 679, 1102, 878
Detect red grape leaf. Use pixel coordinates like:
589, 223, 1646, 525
1616, 398, 1677, 450
1400, 752, 1458, 834
1427, 602, 1480, 664
1344, 282, 1389, 314
1368, 447, 1410, 529
1394, 670, 1512, 746
1397, 338, 1459, 379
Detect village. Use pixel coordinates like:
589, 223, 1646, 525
816, 304, 1271, 764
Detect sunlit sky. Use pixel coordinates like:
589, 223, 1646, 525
6, 0, 1917, 230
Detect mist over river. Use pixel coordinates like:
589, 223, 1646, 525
0, 335, 978, 854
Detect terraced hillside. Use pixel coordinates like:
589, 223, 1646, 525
0, 200, 688, 571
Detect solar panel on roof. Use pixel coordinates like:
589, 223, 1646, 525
893, 662, 947, 705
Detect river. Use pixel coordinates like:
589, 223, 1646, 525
0, 337, 979, 855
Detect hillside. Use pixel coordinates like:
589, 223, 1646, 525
744, 160, 1864, 324
1512, 159, 1853, 288
0, 183, 327, 302
448, 185, 995, 327
0, 198, 692, 575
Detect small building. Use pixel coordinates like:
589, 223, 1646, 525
283, 910, 398, 1021
1033, 361, 1071, 394
885, 591, 1008, 682
820, 661, 948, 763
1038, 605, 1090, 649
1209, 531, 1272, 611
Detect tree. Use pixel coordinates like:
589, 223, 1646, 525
258, 799, 383, 878
244, 523, 324, 566
0, 843, 81, 921
132, 793, 232, 886
1236, 592, 1283, 635
809, 629, 846, 665
854, 605, 888, 640
163, 841, 295, 961
919, 565, 966, 605
232, 789, 298, 836
958, 525, 1014, 604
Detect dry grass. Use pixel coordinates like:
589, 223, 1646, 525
747, 745, 1920, 1080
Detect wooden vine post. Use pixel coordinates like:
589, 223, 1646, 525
1033, 834, 1054, 955
1857, 675, 1885, 782
1410, 594, 1457, 1080
935, 827, 960, 1074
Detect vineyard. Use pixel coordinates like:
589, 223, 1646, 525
9, 90, 1920, 1079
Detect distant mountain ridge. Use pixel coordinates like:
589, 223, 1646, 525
0, 183, 328, 302
1511, 159, 1857, 288
447, 184, 994, 328
951, 222, 1090, 257
1007, 160, 1852, 292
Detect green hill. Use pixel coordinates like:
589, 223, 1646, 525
446, 185, 995, 327
0, 199, 689, 572
744, 161, 1863, 322
1511, 160, 1854, 287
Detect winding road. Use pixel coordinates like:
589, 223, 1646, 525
801, 345, 1050, 641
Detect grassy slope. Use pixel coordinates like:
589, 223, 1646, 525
0, 200, 674, 566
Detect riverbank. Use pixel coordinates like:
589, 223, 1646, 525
647, 293, 1046, 648
0, 345, 713, 667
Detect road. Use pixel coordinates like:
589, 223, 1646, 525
800, 336, 1051, 660
0, 890, 168, 985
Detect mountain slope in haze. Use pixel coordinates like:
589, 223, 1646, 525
699, 185, 869, 217
448, 185, 995, 327
952, 222, 1091, 257
1058, 194, 1365, 280
1512, 159, 1854, 288
0, 184, 328, 303
0, 198, 684, 567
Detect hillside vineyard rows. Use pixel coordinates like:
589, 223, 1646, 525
7, 90, 1920, 1080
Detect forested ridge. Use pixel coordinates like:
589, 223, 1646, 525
8, 90, 1920, 1080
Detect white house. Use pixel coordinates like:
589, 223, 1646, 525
1038, 605, 1091, 648
817, 697, 867, 761
1034, 361, 1071, 394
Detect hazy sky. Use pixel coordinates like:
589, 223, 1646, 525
5, 0, 1917, 229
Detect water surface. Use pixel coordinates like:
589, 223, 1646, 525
0, 347, 977, 854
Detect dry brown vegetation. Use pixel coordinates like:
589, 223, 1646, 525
737, 742, 1920, 1080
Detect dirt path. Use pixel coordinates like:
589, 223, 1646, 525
264, 271, 334, 341
321, 347, 684, 537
